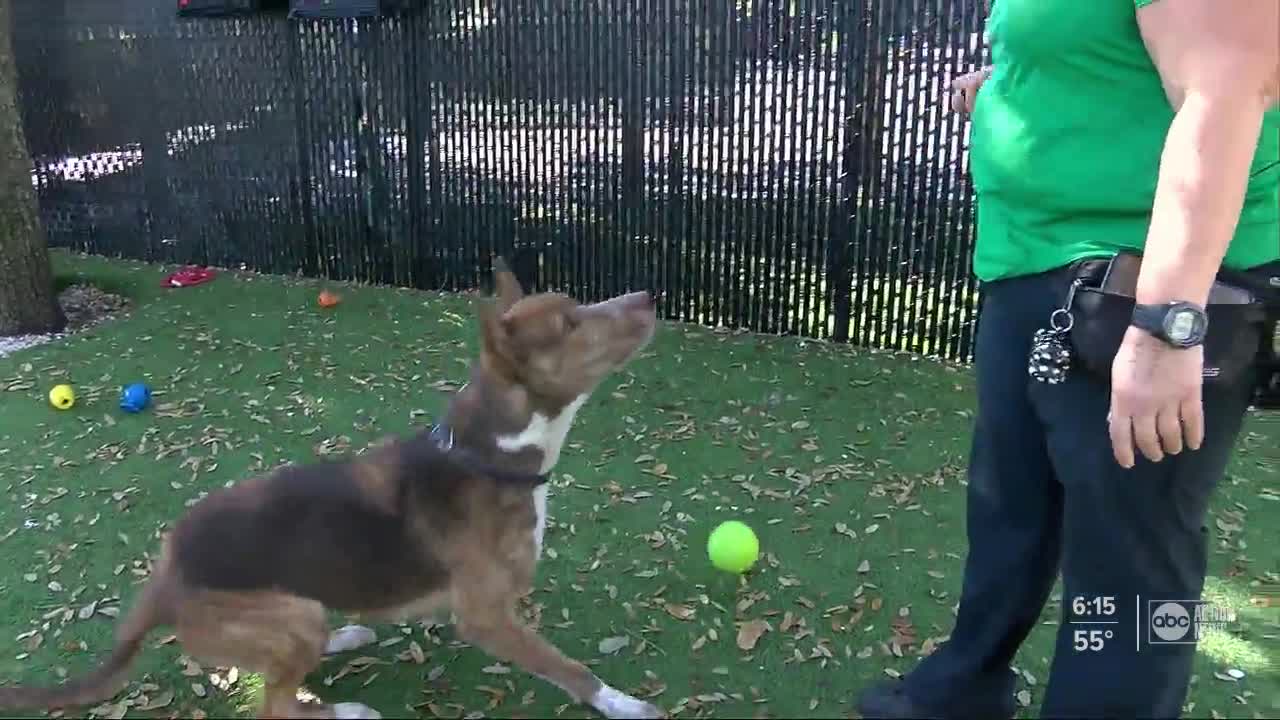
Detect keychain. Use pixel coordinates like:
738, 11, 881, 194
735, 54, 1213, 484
1028, 279, 1080, 384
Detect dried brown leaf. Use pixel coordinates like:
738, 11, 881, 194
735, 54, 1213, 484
664, 603, 695, 621
408, 640, 426, 664
138, 690, 175, 710
736, 619, 771, 651
598, 636, 630, 655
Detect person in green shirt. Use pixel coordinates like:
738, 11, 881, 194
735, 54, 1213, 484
856, 0, 1278, 718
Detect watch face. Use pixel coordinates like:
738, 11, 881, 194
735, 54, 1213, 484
1164, 306, 1206, 345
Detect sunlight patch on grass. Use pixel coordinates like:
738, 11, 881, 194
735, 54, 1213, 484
1196, 630, 1273, 674
1203, 576, 1279, 628
1195, 577, 1277, 674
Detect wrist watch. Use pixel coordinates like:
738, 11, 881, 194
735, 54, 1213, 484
1130, 301, 1209, 348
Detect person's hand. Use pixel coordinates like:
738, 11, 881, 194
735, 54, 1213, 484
948, 66, 992, 114
1107, 325, 1205, 469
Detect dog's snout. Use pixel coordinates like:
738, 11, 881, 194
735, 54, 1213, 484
584, 291, 658, 323
620, 290, 656, 312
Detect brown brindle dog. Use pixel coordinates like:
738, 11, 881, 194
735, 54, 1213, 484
0, 263, 664, 720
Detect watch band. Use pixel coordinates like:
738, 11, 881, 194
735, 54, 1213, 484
1130, 303, 1167, 337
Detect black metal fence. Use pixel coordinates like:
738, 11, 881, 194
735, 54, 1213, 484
15, 0, 989, 361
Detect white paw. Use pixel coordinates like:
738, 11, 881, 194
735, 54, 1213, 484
590, 685, 665, 719
324, 625, 378, 655
333, 702, 382, 719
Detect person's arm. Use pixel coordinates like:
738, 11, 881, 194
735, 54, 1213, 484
1107, 0, 1278, 469
1132, 0, 1279, 308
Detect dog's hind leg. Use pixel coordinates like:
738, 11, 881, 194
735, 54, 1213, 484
453, 594, 664, 720
174, 590, 382, 719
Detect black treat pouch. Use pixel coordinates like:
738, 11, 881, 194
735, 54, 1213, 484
1256, 319, 1280, 409
1068, 283, 1265, 386
1218, 260, 1280, 409
1028, 253, 1271, 390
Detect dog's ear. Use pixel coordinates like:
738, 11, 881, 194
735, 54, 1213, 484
477, 296, 515, 360
491, 257, 525, 312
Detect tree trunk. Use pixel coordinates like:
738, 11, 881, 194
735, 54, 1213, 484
0, 0, 64, 336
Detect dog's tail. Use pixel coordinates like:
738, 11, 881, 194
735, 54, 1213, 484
0, 570, 173, 711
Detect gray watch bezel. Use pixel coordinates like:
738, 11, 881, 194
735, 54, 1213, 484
1131, 301, 1207, 348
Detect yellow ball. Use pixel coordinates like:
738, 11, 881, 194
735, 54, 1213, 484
48, 384, 76, 410
707, 520, 759, 574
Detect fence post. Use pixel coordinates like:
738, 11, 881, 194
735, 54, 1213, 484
619, 2, 644, 298
404, 9, 439, 289
423, 49, 443, 287
663, 0, 688, 319
286, 22, 318, 276
829, 0, 868, 342
355, 18, 395, 286
137, 33, 178, 264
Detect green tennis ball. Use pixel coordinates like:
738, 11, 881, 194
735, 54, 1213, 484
707, 520, 759, 574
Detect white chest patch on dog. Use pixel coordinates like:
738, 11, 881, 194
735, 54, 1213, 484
496, 394, 588, 474
496, 394, 587, 560
532, 484, 549, 559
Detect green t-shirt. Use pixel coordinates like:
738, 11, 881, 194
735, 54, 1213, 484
969, 0, 1280, 282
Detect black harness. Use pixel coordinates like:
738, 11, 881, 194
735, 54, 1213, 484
426, 421, 551, 486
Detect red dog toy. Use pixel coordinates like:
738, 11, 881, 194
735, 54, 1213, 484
163, 266, 216, 288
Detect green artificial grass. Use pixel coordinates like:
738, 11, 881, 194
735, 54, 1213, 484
0, 251, 1274, 719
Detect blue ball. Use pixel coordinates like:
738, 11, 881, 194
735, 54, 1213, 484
119, 383, 151, 413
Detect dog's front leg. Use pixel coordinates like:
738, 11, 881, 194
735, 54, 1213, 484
455, 605, 664, 719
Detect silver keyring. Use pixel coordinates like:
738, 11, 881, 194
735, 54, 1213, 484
1049, 308, 1074, 332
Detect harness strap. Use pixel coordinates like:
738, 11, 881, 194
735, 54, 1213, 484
427, 422, 550, 486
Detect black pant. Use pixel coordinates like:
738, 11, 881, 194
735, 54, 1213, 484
901, 269, 1254, 719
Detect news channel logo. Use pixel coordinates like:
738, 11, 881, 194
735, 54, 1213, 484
1146, 600, 1237, 644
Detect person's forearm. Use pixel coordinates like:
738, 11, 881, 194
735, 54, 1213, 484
1135, 91, 1270, 307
